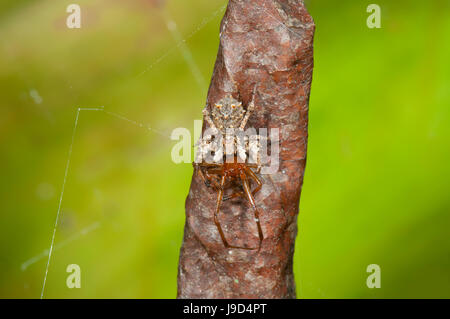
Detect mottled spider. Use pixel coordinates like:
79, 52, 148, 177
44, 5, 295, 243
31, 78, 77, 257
193, 92, 265, 250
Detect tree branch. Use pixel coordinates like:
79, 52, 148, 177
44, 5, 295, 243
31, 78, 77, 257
177, 0, 314, 299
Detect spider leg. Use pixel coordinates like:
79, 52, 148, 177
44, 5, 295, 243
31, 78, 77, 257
214, 176, 229, 247
246, 163, 262, 173
223, 167, 261, 201
240, 171, 264, 251
202, 108, 216, 130
239, 86, 257, 130
194, 163, 222, 189
245, 167, 262, 194
196, 162, 221, 167
204, 170, 221, 190
223, 190, 243, 201
239, 101, 254, 130
193, 163, 212, 188
214, 175, 256, 250
203, 166, 226, 189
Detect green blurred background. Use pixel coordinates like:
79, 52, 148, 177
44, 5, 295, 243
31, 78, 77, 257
0, 0, 449, 298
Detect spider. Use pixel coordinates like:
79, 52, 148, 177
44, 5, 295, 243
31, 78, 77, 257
193, 92, 265, 250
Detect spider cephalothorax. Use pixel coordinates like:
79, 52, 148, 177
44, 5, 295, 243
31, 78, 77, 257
193, 89, 266, 251
210, 95, 245, 133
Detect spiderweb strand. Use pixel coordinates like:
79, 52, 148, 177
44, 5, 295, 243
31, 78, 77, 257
22, 222, 100, 272
39, 106, 171, 298
40, 107, 82, 299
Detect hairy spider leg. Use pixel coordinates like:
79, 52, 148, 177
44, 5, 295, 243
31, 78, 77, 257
239, 100, 254, 130
202, 108, 216, 129
240, 171, 264, 251
238, 85, 258, 130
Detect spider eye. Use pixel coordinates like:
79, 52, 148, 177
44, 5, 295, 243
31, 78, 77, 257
231, 104, 236, 109
216, 104, 222, 109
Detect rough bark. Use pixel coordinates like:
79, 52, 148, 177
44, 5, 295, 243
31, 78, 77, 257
177, 0, 314, 299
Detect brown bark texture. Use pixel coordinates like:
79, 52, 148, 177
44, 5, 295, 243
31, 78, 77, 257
177, 0, 314, 299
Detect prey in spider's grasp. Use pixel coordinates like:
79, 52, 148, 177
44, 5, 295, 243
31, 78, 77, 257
194, 92, 267, 250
